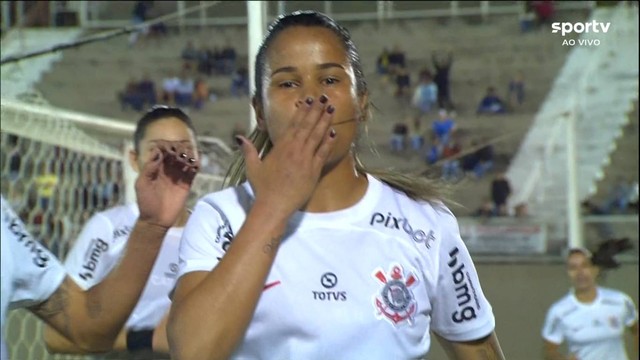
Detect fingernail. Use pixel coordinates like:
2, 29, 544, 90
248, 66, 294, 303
234, 136, 243, 146
319, 94, 328, 104
171, 146, 177, 152
188, 158, 196, 164
327, 105, 335, 114
305, 97, 313, 105
180, 153, 187, 158
329, 128, 336, 138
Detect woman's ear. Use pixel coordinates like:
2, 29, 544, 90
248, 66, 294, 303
128, 149, 140, 173
252, 96, 267, 131
358, 92, 370, 122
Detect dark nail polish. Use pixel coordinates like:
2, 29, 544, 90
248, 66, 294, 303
235, 136, 243, 146
319, 94, 328, 104
180, 153, 187, 158
329, 128, 336, 138
327, 105, 335, 114
305, 97, 313, 105
188, 158, 196, 164
171, 146, 176, 152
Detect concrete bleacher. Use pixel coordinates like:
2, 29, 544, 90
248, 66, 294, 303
0, 28, 83, 99
28, 7, 597, 216
507, 3, 639, 221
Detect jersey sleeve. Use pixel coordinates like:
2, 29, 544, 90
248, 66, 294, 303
622, 293, 639, 327
178, 198, 234, 278
541, 305, 564, 344
429, 209, 495, 342
63, 213, 116, 290
1, 197, 66, 309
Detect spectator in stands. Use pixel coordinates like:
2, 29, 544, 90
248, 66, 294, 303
432, 50, 453, 110
409, 119, 425, 152
394, 65, 411, 98
390, 120, 409, 153
412, 70, 438, 127
193, 79, 210, 110
441, 138, 462, 181
221, 43, 237, 75
477, 87, 507, 115
197, 46, 214, 76
474, 141, 495, 179
181, 41, 200, 68
129, 1, 152, 47
531, 0, 554, 27
6, 135, 21, 182
230, 67, 250, 98
161, 71, 180, 105
508, 71, 525, 108
376, 48, 391, 76
138, 74, 157, 107
491, 172, 512, 216
432, 109, 456, 145
425, 137, 441, 165
212, 47, 225, 75
174, 71, 195, 107
388, 45, 406, 75
461, 139, 479, 176
36, 170, 58, 210
119, 78, 145, 112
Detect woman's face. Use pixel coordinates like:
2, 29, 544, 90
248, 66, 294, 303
566, 252, 599, 292
256, 26, 366, 166
129, 117, 198, 173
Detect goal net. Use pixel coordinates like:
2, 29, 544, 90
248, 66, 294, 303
1, 97, 231, 360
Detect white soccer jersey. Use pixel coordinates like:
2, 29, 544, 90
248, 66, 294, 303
179, 174, 495, 359
64, 203, 182, 330
542, 287, 638, 360
1, 196, 66, 360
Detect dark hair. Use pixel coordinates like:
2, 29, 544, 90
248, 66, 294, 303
133, 106, 195, 153
569, 238, 633, 270
253, 10, 367, 103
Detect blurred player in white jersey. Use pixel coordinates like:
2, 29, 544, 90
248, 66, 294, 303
1, 129, 199, 359
542, 239, 638, 360
168, 11, 504, 360
43, 106, 198, 357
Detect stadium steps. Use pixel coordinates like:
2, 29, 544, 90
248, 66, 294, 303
507, 3, 639, 219
0, 28, 83, 99
34, 9, 585, 215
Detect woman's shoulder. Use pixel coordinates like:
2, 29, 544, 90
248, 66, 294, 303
195, 183, 254, 214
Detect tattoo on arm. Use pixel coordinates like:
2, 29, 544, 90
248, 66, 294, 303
86, 287, 102, 319
262, 236, 282, 254
30, 282, 72, 338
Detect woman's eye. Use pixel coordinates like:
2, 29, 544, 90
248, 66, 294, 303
323, 77, 339, 85
279, 81, 297, 88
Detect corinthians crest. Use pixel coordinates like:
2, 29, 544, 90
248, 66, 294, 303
372, 264, 418, 326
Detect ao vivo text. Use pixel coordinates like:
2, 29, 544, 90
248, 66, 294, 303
562, 39, 601, 46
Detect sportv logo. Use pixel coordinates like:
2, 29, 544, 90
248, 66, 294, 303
551, 20, 611, 37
